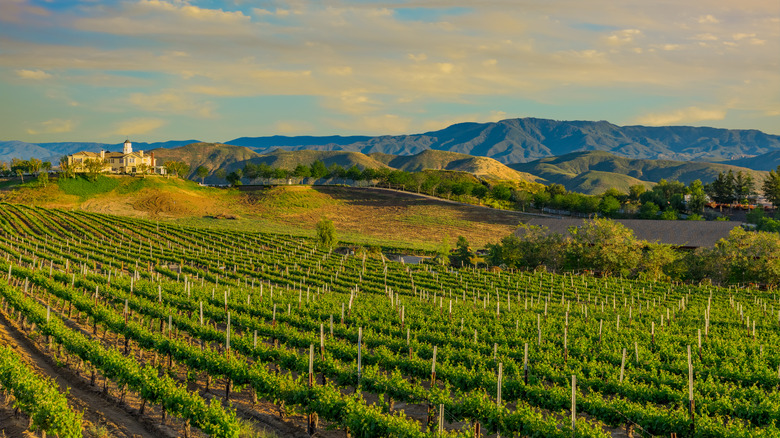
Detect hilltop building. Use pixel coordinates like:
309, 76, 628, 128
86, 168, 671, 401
67, 139, 165, 175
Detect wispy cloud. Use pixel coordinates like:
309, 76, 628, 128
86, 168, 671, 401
633, 107, 727, 126
26, 118, 73, 135
15, 69, 51, 79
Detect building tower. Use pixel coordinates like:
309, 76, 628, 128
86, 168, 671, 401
123, 139, 132, 154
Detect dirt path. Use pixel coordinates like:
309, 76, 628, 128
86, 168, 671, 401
0, 310, 158, 438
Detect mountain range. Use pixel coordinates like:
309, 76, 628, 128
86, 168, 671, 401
4, 118, 780, 168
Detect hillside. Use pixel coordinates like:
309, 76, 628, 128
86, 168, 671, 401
510, 151, 767, 194
224, 118, 780, 163
228, 149, 390, 173
727, 150, 780, 171
369, 149, 537, 182
150, 142, 260, 179
5, 118, 780, 166
0, 175, 526, 249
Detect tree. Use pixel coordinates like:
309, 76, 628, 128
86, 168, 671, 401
733, 171, 755, 203
27, 157, 42, 175
687, 179, 707, 213
293, 164, 311, 178
639, 201, 659, 219
566, 218, 643, 275
215, 168, 227, 181
84, 158, 107, 181
310, 160, 328, 178
136, 163, 150, 178
638, 243, 680, 281
36, 171, 48, 187
345, 165, 362, 181
226, 170, 243, 186
707, 170, 736, 204
196, 166, 209, 183
545, 183, 566, 197
452, 236, 475, 267
762, 166, 780, 208
164, 161, 190, 178
316, 218, 337, 248
628, 184, 646, 201
598, 196, 621, 217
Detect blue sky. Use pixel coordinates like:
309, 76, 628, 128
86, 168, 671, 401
1, 0, 778, 142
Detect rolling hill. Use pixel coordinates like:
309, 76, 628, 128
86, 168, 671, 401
152, 143, 537, 183
225, 118, 780, 164
727, 150, 780, 171
149, 142, 260, 179
509, 151, 767, 194
227, 149, 390, 174
369, 149, 537, 182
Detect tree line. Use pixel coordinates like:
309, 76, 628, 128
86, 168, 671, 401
450, 218, 780, 286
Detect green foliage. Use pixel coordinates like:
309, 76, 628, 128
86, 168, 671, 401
310, 160, 328, 178
316, 218, 337, 248
487, 225, 565, 271
36, 171, 49, 187
687, 179, 707, 213
227, 170, 243, 186
164, 160, 190, 178
639, 201, 659, 219
452, 236, 476, 267
293, 164, 311, 178
0, 344, 83, 437
598, 196, 621, 217
762, 166, 780, 207
567, 218, 643, 275
58, 174, 121, 200
196, 165, 210, 183
659, 209, 678, 220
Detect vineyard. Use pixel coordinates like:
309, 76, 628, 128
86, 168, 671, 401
0, 202, 779, 438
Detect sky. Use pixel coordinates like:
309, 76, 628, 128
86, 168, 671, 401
0, 0, 778, 143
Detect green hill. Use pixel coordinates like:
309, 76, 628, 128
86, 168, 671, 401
510, 151, 767, 194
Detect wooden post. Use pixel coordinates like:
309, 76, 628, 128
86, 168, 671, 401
438, 404, 444, 437
320, 323, 325, 360
619, 348, 626, 383
430, 345, 437, 386
688, 345, 695, 432
571, 375, 576, 436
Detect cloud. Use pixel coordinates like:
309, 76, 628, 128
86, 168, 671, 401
697, 15, 720, 24
128, 91, 216, 118
114, 118, 166, 136
26, 119, 73, 135
606, 29, 641, 45
634, 106, 727, 126
15, 69, 51, 79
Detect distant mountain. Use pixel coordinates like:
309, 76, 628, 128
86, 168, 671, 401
0, 140, 200, 166
225, 118, 780, 163
727, 150, 780, 171
5, 118, 780, 166
510, 150, 767, 194
150, 143, 260, 179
